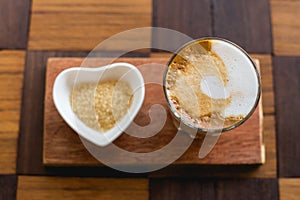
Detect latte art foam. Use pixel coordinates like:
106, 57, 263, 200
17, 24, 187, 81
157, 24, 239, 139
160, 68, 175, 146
165, 39, 260, 130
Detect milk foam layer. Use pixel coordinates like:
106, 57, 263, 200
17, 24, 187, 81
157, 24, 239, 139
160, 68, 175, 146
211, 40, 259, 117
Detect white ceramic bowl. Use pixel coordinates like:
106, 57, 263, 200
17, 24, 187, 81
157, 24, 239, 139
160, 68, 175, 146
53, 62, 145, 146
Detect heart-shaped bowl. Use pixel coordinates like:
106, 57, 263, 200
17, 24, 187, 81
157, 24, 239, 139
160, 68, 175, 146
52, 62, 145, 146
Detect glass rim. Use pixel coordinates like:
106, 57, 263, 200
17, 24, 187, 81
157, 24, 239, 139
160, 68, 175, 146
163, 37, 262, 133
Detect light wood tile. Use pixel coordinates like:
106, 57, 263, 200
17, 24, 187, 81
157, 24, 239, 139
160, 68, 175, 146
271, 0, 300, 55
29, 0, 151, 50
0, 51, 25, 174
17, 176, 148, 200
279, 179, 300, 200
251, 54, 275, 115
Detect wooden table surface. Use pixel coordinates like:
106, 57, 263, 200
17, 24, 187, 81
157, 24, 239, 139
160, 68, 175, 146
0, 0, 299, 199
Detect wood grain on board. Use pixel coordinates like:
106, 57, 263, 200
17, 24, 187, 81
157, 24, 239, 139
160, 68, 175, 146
43, 57, 264, 166
274, 56, 300, 177
279, 178, 300, 200
0, 51, 25, 174
17, 176, 148, 200
271, 0, 300, 56
149, 115, 276, 178
28, 0, 151, 51
0, 0, 30, 49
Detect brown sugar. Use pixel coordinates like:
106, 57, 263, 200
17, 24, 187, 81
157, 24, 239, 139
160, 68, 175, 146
70, 80, 133, 132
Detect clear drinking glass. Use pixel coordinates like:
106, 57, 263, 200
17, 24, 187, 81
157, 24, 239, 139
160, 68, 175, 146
163, 37, 261, 137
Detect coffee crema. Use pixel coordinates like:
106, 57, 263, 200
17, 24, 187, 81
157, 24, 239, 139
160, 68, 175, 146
165, 39, 260, 131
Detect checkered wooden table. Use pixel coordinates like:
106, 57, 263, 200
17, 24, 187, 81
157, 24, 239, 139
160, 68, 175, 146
0, 0, 299, 199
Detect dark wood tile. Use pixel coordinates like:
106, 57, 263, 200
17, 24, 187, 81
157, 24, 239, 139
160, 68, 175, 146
213, 0, 272, 53
17, 51, 148, 177
0, 175, 17, 200
273, 56, 300, 177
17, 51, 89, 175
152, 0, 212, 52
0, 0, 31, 49
150, 178, 278, 200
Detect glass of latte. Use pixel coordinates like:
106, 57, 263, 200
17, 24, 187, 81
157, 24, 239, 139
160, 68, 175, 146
163, 38, 261, 136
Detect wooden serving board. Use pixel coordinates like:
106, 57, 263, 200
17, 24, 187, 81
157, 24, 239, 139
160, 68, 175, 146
44, 58, 264, 166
